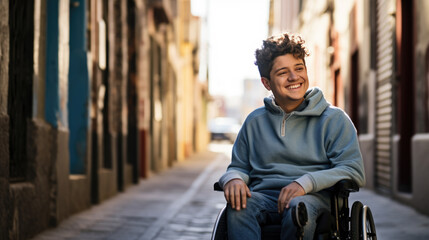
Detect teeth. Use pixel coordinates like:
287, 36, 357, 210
288, 84, 301, 89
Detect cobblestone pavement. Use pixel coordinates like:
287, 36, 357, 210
32, 143, 429, 240
32, 143, 231, 240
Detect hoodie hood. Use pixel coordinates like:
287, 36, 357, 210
263, 87, 330, 116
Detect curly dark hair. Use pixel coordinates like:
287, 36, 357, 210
254, 33, 309, 79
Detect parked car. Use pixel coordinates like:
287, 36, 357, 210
208, 117, 241, 143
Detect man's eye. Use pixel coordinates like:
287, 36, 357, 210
296, 68, 303, 71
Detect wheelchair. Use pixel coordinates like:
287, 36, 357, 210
211, 179, 377, 240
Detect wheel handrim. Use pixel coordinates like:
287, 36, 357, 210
362, 205, 377, 240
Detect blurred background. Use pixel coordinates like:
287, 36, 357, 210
1, 0, 429, 239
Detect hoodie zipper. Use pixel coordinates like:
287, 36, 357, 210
281, 113, 292, 137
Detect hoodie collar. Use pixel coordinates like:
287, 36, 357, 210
264, 87, 330, 116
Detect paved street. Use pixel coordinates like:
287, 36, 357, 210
31, 143, 231, 240
349, 188, 429, 240
32, 143, 429, 240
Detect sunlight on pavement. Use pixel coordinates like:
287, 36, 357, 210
208, 142, 233, 157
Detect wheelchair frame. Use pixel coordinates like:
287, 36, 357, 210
211, 179, 377, 240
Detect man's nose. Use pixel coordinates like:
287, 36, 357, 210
288, 71, 298, 81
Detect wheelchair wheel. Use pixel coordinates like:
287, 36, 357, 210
351, 201, 363, 240
211, 206, 228, 240
350, 201, 377, 240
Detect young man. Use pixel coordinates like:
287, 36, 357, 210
218, 33, 365, 239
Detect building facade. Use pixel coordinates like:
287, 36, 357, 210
0, 0, 209, 239
269, 0, 429, 216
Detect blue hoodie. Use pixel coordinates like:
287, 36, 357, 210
219, 87, 365, 193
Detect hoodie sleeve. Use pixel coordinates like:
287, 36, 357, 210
219, 126, 252, 189
296, 109, 366, 193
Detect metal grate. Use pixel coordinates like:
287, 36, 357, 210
374, 0, 394, 192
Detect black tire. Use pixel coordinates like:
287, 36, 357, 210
350, 201, 363, 240
363, 206, 377, 240
211, 206, 228, 240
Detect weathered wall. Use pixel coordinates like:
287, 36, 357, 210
69, 176, 91, 214
0, 115, 9, 240
9, 119, 53, 240
0, 0, 8, 115
1, 1, 210, 239
55, 128, 71, 224
0, 0, 9, 238
53, 0, 71, 224
414, 0, 429, 133
412, 134, 429, 216
411, 0, 429, 217
136, 2, 151, 178
359, 135, 375, 190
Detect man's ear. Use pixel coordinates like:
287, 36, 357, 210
261, 77, 271, 91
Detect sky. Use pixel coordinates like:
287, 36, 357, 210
192, 0, 270, 97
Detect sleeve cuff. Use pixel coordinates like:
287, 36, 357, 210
295, 174, 314, 194
219, 171, 249, 189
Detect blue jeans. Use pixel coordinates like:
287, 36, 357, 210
226, 190, 331, 240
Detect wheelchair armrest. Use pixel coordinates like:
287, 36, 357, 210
331, 179, 359, 198
214, 182, 223, 191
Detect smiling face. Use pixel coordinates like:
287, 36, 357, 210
261, 54, 309, 113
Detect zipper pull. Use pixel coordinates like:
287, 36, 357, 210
281, 115, 287, 137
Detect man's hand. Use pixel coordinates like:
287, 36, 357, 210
278, 182, 305, 214
224, 179, 251, 211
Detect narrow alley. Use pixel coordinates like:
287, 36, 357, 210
2, 1, 429, 239
30, 143, 429, 240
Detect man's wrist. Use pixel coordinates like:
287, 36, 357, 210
219, 172, 246, 189
294, 175, 314, 194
